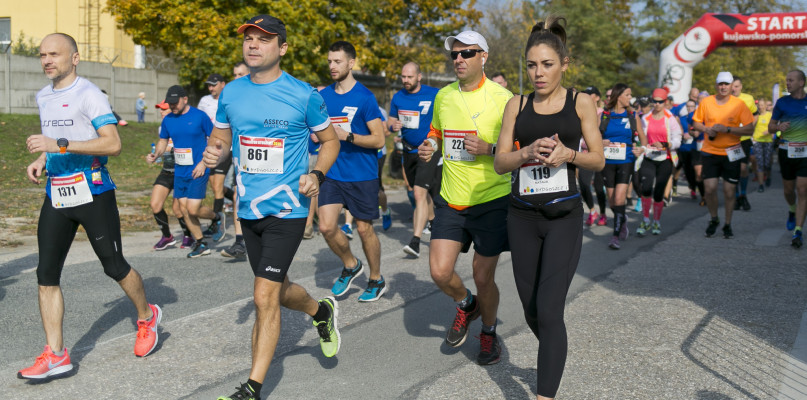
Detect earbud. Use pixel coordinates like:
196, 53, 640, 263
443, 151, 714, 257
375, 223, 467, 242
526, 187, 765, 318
482, 57, 486, 65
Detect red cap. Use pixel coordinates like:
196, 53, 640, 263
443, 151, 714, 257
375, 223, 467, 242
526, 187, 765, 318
155, 101, 169, 110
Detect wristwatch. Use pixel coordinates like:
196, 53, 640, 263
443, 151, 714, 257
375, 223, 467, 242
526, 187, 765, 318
310, 169, 325, 185
490, 143, 497, 155
346, 132, 355, 144
57, 138, 69, 154
727, 127, 732, 133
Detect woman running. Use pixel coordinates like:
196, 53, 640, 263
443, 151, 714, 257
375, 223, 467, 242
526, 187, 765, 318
494, 16, 604, 399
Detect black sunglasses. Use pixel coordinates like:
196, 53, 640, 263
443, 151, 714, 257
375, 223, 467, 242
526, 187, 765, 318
450, 49, 484, 60
652, 99, 666, 104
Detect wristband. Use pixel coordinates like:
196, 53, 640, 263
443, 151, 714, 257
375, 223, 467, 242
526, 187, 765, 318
310, 170, 325, 185
490, 143, 497, 155
426, 137, 438, 150
727, 127, 731, 133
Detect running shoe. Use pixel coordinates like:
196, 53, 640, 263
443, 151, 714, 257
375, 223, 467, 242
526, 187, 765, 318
740, 195, 751, 211
154, 235, 176, 251
331, 259, 365, 296
722, 224, 734, 239
793, 230, 803, 249
618, 220, 629, 241
358, 277, 387, 302
340, 223, 354, 240
403, 238, 420, 258
585, 212, 598, 226
608, 236, 620, 250
636, 221, 648, 237
218, 382, 258, 400
381, 208, 392, 231
211, 212, 226, 242
446, 298, 480, 347
303, 224, 315, 239
757, 185, 765, 193
313, 297, 341, 357
134, 304, 162, 357
634, 201, 642, 213
221, 240, 246, 259
597, 215, 607, 226
787, 212, 797, 231
423, 220, 432, 235
181, 236, 195, 248
476, 332, 501, 365
705, 218, 720, 237
734, 197, 741, 210
690, 190, 697, 200
663, 196, 672, 207
17, 345, 73, 379
672, 186, 678, 197
187, 241, 211, 258
651, 221, 662, 235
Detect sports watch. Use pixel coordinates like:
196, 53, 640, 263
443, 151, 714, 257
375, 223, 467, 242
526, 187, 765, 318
346, 132, 355, 143
310, 169, 325, 185
57, 138, 69, 154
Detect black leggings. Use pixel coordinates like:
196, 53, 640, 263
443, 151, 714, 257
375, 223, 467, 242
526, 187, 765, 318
639, 159, 674, 202
677, 150, 698, 191
508, 209, 582, 398
577, 168, 606, 213
37, 190, 132, 286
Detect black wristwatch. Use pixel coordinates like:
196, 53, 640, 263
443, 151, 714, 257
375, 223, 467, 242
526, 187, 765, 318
727, 127, 732, 134
57, 138, 69, 154
346, 132, 355, 143
310, 169, 325, 185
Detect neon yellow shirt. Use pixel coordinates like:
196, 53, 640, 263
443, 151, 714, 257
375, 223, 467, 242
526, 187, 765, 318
430, 77, 512, 206
753, 111, 773, 142
736, 92, 758, 141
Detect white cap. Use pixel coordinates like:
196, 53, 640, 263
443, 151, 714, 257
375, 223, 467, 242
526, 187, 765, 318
716, 71, 733, 84
444, 31, 489, 52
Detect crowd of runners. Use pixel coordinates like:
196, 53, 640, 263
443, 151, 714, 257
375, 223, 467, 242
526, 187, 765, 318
18, 11, 807, 400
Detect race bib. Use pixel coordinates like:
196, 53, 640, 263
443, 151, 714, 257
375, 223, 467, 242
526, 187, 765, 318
646, 147, 668, 162
330, 116, 351, 133
50, 172, 93, 209
443, 130, 476, 162
239, 135, 284, 174
518, 161, 569, 195
174, 148, 193, 166
604, 143, 627, 160
726, 144, 745, 162
399, 110, 420, 129
788, 142, 807, 158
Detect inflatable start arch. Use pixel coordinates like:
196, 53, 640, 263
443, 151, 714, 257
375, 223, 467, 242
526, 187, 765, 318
659, 12, 807, 103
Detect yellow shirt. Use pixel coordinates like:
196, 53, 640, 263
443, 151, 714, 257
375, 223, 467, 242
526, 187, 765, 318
429, 77, 513, 207
736, 92, 757, 141
753, 111, 773, 143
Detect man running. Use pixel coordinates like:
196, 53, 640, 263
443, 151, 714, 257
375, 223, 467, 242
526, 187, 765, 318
319, 41, 388, 302
490, 72, 508, 89
769, 69, 807, 248
198, 73, 232, 240
692, 71, 755, 238
418, 30, 513, 364
730, 76, 759, 211
389, 61, 440, 257
202, 15, 342, 400
147, 85, 222, 257
19, 33, 161, 380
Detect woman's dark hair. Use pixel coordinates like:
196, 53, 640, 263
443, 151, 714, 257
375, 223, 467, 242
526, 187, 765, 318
606, 83, 632, 112
525, 15, 569, 63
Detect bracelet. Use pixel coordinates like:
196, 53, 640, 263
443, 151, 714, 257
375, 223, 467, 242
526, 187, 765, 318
426, 137, 438, 150
570, 150, 577, 164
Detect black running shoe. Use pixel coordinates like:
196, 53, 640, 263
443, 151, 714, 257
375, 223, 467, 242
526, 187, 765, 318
740, 196, 751, 211
221, 240, 246, 259
445, 298, 480, 347
792, 230, 803, 249
723, 224, 734, 239
403, 238, 420, 258
476, 331, 501, 365
217, 382, 258, 400
705, 218, 720, 237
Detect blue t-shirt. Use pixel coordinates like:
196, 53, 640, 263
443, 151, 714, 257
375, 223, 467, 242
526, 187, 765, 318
678, 111, 701, 152
160, 106, 213, 179
602, 109, 637, 164
772, 95, 807, 143
215, 72, 330, 220
320, 81, 383, 182
390, 85, 439, 153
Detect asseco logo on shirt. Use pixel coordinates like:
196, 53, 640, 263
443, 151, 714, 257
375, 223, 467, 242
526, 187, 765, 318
42, 119, 75, 127
263, 118, 290, 128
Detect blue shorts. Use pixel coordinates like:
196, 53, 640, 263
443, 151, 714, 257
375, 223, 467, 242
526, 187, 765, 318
319, 178, 380, 220
174, 174, 209, 199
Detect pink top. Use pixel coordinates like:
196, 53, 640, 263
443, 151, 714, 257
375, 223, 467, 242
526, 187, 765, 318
645, 115, 668, 145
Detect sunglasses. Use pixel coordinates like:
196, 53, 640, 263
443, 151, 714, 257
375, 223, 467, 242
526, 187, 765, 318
652, 99, 666, 104
450, 49, 484, 60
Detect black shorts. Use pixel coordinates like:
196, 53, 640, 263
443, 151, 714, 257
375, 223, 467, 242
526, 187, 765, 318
740, 139, 752, 163
402, 151, 441, 193
691, 148, 703, 165
37, 190, 132, 286
701, 152, 741, 184
240, 216, 306, 282
212, 156, 233, 175
153, 169, 174, 190
431, 194, 509, 257
378, 154, 386, 192
779, 148, 807, 180
319, 178, 380, 220
602, 163, 634, 187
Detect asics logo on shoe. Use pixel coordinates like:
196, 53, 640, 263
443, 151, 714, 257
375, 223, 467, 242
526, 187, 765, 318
95, 236, 104, 240
48, 357, 67, 370
265, 266, 281, 273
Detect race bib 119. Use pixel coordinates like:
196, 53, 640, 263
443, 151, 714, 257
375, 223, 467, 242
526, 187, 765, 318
518, 161, 569, 195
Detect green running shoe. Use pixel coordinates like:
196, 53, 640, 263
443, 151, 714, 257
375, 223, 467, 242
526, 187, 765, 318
636, 221, 648, 237
313, 297, 341, 357
218, 382, 258, 400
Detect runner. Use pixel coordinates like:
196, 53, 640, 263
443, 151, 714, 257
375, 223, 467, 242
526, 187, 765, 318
220, 62, 250, 258
636, 88, 683, 236
692, 71, 755, 238
676, 99, 705, 201
19, 33, 161, 380
319, 41, 388, 302
201, 15, 342, 400
198, 72, 232, 240
490, 72, 508, 88
147, 85, 221, 257
730, 76, 759, 211
493, 17, 604, 399
600, 83, 646, 249
417, 30, 512, 364
389, 61, 440, 257
752, 99, 774, 193
769, 69, 807, 248
580, 86, 608, 226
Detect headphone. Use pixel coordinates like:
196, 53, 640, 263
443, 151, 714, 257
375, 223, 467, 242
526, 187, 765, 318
482, 57, 486, 65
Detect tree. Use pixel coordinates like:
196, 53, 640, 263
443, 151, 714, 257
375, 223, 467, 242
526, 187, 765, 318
479, 0, 536, 94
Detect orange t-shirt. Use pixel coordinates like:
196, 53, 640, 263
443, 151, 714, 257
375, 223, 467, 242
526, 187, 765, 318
693, 95, 754, 156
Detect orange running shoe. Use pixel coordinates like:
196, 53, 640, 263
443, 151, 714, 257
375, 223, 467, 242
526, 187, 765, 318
17, 345, 73, 379
134, 304, 162, 357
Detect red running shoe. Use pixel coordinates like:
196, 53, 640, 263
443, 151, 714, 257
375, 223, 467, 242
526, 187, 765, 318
18, 345, 73, 379
134, 304, 162, 357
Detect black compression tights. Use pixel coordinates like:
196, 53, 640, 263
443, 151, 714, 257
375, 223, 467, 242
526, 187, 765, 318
507, 212, 582, 398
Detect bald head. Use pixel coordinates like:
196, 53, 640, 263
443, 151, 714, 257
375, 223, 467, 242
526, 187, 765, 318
401, 62, 422, 93
43, 33, 78, 55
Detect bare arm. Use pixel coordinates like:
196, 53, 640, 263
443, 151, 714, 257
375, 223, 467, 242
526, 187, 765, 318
202, 127, 233, 168
494, 95, 528, 174
26, 123, 122, 156
299, 124, 340, 198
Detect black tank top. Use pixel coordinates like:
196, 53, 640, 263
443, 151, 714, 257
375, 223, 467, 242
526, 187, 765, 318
511, 89, 581, 209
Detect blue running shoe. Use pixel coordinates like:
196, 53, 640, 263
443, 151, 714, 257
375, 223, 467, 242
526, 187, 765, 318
787, 212, 796, 231
793, 230, 803, 249
381, 208, 392, 231
358, 277, 387, 302
187, 241, 211, 258
340, 224, 354, 240
211, 212, 226, 242
331, 259, 364, 296
634, 201, 642, 213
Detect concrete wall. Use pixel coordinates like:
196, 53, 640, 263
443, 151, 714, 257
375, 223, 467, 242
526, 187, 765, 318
0, 53, 177, 121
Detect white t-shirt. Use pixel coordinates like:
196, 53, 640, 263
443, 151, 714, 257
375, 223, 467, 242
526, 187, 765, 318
197, 94, 218, 121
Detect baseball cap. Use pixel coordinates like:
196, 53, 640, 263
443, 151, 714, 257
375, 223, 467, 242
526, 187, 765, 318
205, 73, 224, 85
716, 71, 733, 84
164, 85, 187, 104
237, 15, 287, 44
155, 101, 169, 110
444, 31, 489, 52
582, 86, 601, 97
